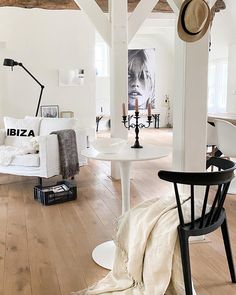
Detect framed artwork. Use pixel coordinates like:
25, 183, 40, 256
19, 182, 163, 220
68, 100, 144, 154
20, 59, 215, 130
128, 48, 156, 111
58, 69, 84, 86
60, 111, 74, 118
40, 105, 59, 118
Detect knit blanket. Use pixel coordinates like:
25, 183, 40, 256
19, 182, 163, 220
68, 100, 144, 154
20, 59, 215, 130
51, 129, 79, 179
72, 195, 200, 295
0, 144, 36, 166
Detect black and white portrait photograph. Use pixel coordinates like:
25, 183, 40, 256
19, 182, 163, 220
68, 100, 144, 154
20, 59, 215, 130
40, 105, 59, 118
128, 48, 156, 110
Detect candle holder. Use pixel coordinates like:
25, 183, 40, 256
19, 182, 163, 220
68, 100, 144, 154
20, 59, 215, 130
122, 111, 152, 148
127, 114, 133, 130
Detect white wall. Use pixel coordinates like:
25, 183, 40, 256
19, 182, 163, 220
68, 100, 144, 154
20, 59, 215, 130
225, 1, 236, 112
210, 9, 231, 60
129, 34, 174, 127
210, 4, 236, 113
126, 17, 175, 127
0, 41, 6, 122
96, 76, 110, 114
0, 8, 96, 129
95, 16, 175, 129
227, 44, 236, 112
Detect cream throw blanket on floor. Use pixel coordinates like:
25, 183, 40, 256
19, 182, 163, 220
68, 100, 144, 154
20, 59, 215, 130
73, 195, 199, 295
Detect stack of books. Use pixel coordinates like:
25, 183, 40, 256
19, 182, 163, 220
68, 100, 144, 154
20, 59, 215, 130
41, 184, 69, 193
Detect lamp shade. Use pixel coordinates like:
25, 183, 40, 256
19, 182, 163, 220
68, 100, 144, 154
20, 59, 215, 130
3, 58, 19, 67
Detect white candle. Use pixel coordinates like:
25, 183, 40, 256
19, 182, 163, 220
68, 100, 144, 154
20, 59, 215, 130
122, 103, 126, 116
135, 98, 139, 112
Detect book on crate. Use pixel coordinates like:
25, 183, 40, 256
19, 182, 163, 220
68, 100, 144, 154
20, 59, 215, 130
42, 184, 69, 193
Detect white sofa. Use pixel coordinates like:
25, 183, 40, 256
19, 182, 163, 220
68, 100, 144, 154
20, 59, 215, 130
0, 117, 89, 178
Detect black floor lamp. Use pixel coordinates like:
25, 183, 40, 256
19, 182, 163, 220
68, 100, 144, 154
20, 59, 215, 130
3, 58, 45, 117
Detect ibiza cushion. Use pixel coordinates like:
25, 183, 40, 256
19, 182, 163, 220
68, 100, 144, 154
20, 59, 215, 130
39, 118, 76, 135
4, 117, 41, 148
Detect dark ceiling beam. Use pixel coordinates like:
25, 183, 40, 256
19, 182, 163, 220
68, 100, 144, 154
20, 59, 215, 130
0, 0, 226, 15
0, 0, 79, 10
0, 0, 173, 13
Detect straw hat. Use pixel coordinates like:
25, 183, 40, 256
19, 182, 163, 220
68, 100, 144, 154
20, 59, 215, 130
178, 0, 211, 42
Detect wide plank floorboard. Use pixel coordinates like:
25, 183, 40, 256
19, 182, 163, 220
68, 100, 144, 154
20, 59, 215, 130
0, 128, 235, 294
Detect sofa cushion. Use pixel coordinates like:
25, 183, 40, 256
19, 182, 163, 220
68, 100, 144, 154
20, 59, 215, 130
4, 117, 40, 148
10, 153, 40, 167
39, 118, 76, 135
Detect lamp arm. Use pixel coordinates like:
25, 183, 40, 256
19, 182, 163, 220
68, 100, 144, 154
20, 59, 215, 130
19, 63, 44, 88
18, 63, 45, 117
35, 85, 45, 117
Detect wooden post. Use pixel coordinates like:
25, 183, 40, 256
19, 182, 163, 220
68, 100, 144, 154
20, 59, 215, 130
173, 29, 209, 173
110, 0, 129, 179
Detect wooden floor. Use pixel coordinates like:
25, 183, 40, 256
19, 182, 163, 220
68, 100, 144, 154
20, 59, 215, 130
0, 128, 236, 295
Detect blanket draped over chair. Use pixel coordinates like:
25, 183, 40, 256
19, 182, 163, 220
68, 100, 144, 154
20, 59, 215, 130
51, 129, 79, 179
73, 195, 199, 295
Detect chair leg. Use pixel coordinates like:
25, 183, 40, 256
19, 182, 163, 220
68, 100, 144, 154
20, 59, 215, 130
221, 218, 236, 283
178, 228, 193, 295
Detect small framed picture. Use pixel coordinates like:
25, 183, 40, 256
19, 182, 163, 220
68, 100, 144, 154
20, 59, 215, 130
40, 105, 59, 118
60, 111, 74, 118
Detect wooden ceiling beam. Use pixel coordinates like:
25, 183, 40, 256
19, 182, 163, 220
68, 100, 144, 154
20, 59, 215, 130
0, 1, 79, 10
0, 0, 173, 13
0, 0, 226, 14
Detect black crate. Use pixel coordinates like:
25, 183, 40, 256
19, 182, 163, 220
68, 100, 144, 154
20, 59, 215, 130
34, 180, 77, 205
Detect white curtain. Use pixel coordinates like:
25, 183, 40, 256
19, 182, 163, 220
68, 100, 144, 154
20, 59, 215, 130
208, 60, 228, 113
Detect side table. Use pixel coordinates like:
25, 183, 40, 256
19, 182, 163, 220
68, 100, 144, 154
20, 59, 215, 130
81, 144, 169, 269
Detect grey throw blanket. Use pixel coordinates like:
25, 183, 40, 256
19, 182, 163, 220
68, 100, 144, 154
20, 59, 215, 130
51, 129, 79, 179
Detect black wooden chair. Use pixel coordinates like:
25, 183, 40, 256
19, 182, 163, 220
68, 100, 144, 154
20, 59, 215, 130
158, 157, 236, 295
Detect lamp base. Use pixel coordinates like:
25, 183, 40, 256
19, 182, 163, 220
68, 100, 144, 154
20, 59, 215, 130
131, 143, 143, 149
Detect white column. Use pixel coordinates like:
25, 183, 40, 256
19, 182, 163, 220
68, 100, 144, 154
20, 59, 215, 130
110, 0, 128, 178
173, 30, 209, 172
119, 161, 131, 213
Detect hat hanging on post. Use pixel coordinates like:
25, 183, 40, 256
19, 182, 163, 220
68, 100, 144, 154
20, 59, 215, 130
177, 0, 211, 43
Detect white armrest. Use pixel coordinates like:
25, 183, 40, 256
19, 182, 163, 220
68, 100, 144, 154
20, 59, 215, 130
75, 129, 88, 166
38, 134, 60, 178
0, 129, 6, 145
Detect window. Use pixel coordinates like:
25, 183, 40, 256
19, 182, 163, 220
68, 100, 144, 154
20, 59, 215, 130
208, 59, 228, 113
95, 40, 109, 77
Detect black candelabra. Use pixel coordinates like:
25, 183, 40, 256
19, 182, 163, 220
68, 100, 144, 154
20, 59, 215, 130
122, 111, 152, 148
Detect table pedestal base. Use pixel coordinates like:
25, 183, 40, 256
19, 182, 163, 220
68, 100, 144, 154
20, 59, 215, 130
228, 177, 236, 194
92, 240, 116, 270
82, 144, 169, 270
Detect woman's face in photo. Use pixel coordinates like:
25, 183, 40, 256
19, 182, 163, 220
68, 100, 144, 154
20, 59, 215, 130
128, 55, 153, 110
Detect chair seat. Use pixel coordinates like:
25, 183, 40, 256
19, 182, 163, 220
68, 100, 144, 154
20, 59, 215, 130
181, 209, 226, 236
10, 153, 40, 167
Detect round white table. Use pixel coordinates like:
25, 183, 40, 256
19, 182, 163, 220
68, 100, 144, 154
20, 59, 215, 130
81, 143, 169, 269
